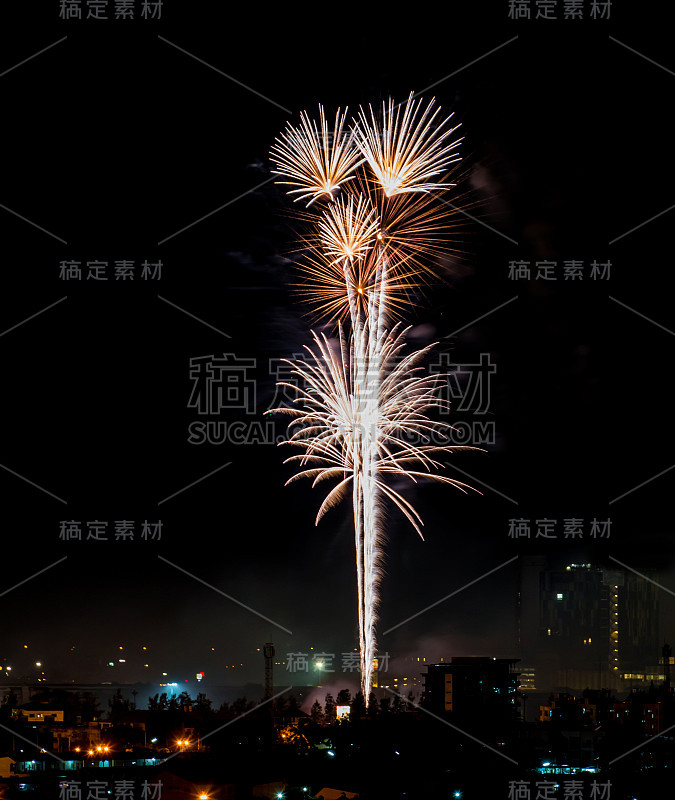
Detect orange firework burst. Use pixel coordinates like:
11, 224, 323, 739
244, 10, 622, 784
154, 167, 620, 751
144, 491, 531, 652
317, 193, 380, 266
354, 93, 462, 197
270, 106, 364, 206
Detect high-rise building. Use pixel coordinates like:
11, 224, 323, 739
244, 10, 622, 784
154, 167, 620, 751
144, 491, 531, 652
517, 557, 660, 696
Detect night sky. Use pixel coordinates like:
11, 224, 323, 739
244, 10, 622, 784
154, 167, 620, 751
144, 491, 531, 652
2, 1, 674, 698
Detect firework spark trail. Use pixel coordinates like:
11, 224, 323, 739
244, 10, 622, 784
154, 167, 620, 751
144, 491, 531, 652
270, 107, 364, 206
269, 95, 479, 697
354, 93, 462, 197
361, 247, 387, 692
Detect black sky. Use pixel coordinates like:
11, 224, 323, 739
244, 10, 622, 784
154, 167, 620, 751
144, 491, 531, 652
2, 1, 674, 693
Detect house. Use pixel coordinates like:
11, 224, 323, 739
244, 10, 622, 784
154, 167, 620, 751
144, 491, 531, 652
15, 702, 65, 723
0, 755, 16, 779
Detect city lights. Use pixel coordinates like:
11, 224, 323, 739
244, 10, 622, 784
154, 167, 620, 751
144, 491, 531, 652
0, 25, 663, 800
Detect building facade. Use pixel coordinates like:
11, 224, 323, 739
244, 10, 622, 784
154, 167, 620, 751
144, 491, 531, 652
517, 557, 660, 697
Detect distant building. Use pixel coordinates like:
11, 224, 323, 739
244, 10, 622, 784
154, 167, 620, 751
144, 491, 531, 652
539, 692, 597, 725
517, 557, 660, 695
539, 687, 669, 736
423, 657, 520, 721
15, 703, 65, 723
378, 654, 431, 692
0, 755, 17, 779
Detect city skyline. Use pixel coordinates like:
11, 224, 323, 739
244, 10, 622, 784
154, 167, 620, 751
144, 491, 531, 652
2, 2, 673, 797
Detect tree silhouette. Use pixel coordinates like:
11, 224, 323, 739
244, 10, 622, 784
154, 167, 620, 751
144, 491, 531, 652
108, 689, 130, 719
324, 693, 336, 723
392, 693, 405, 714
195, 693, 212, 716
336, 689, 352, 706
350, 691, 366, 721
310, 700, 325, 725
232, 697, 254, 716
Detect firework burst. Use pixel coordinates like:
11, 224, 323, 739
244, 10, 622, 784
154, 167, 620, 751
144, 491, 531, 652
354, 93, 462, 197
317, 194, 380, 267
270, 106, 363, 206
276, 324, 476, 536
269, 94, 478, 695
